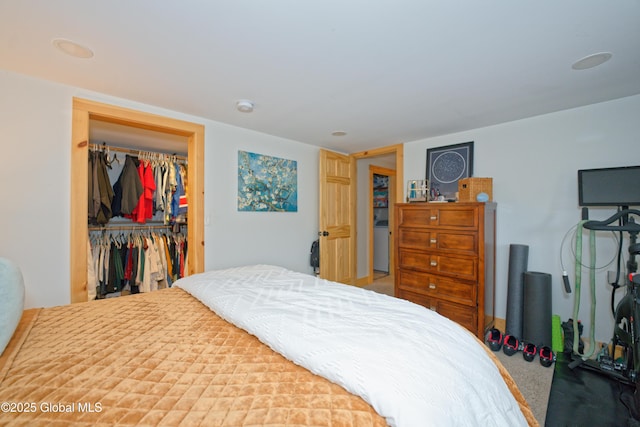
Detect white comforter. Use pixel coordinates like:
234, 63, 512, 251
175, 265, 527, 427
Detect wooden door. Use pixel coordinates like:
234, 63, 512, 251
318, 149, 356, 284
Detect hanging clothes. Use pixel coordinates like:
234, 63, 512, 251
178, 163, 188, 222
87, 237, 97, 301
90, 228, 187, 299
141, 161, 157, 222
171, 163, 187, 224
128, 240, 140, 294
125, 159, 156, 223
88, 151, 99, 221
151, 234, 168, 290
162, 234, 174, 286
123, 240, 134, 292
154, 161, 167, 214
88, 143, 189, 300
88, 150, 115, 225
91, 145, 187, 227
112, 154, 143, 217
165, 162, 177, 224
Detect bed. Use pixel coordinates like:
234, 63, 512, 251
0, 264, 537, 426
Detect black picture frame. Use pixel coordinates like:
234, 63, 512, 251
425, 141, 474, 200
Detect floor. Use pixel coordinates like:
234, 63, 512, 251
366, 272, 640, 426
546, 352, 639, 427
364, 271, 394, 296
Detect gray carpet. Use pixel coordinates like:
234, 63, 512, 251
494, 347, 553, 425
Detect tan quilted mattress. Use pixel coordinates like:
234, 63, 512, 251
0, 288, 387, 426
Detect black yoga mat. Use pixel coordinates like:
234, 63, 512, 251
505, 244, 529, 338
546, 353, 636, 426
523, 271, 552, 348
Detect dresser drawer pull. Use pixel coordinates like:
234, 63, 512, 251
430, 239, 437, 244
430, 215, 437, 221
429, 283, 437, 289
430, 260, 438, 267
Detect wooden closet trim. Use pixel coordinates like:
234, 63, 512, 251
70, 97, 205, 303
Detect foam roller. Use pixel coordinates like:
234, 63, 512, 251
505, 244, 529, 338
522, 271, 552, 348
551, 314, 563, 353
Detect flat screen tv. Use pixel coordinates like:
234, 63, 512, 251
578, 166, 640, 207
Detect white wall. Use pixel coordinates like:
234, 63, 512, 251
0, 69, 319, 309
404, 94, 640, 342
204, 122, 319, 272
3, 67, 639, 343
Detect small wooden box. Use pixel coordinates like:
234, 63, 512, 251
458, 177, 493, 202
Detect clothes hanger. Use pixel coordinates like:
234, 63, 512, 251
108, 146, 121, 166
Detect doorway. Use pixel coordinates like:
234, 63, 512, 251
70, 98, 205, 303
351, 144, 403, 287
370, 165, 396, 282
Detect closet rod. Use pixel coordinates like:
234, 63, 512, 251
91, 142, 187, 161
88, 223, 186, 231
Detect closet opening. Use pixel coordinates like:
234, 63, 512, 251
71, 98, 205, 303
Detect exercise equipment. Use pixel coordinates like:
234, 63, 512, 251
505, 244, 529, 338
485, 328, 503, 352
522, 271, 552, 348
567, 207, 640, 417
552, 314, 563, 353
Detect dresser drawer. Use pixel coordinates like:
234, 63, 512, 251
397, 289, 477, 333
436, 299, 477, 333
397, 249, 478, 281
394, 202, 496, 339
397, 228, 477, 255
396, 269, 476, 306
397, 205, 478, 229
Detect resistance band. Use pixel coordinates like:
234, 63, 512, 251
572, 220, 597, 359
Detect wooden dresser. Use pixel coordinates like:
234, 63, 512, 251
394, 202, 496, 338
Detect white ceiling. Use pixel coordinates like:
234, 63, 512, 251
1, 1, 639, 154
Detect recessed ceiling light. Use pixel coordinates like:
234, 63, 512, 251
331, 131, 347, 137
52, 38, 94, 58
236, 99, 254, 113
571, 52, 612, 70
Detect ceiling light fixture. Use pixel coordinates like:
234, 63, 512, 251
571, 52, 612, 70
331, 131, 347, 137
236, 100, 254, 113
52, 38, 94, 59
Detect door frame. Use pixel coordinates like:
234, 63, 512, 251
70, 98, 205, 303
351, 144, 404, 285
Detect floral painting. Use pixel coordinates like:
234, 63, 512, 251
237, 150, 298, 212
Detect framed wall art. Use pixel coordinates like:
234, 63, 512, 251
237, 150, 298, 212
425, 141, 474, 200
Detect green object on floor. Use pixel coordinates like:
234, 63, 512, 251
552, 314, 563, 352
